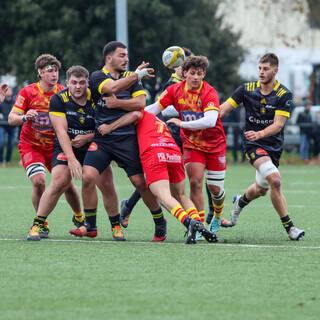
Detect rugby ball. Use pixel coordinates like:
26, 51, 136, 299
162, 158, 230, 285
162, 46, 185, 69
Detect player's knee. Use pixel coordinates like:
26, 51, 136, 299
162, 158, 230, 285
32, 176, 45, 191
268, 176, 282, 191
256, 185, 268, 196
206, 170, 225, 200
189, 179, 202, 192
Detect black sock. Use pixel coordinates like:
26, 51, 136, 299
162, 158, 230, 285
206, 185, 214, 212
151, 208, 165, 225
239, 194, 251, 208
126, 189, 141, 212
33, 216, 46, 227
84, 208, 97, 229
281, 215, 294, 233
109, 214, 121, 229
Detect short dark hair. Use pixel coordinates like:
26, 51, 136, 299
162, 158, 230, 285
102, 41, 127, 57
66, 66, 89, 80
183, 47, 194, 57
259, 53, 279, 67
182, 55, 209, 73
35, 54, 61, 70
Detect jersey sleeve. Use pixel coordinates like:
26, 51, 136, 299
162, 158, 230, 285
13, 87, 29, 114
158, 85, 175, 110
203, 89, 220, 113
49, 94, 66, 117
227, 85, 245, 108
130, 78, 147, 98
275, 91, 294, 118
90, 71, 112, 95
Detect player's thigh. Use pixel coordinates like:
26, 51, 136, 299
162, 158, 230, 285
184, 148, 206, 182
206, 150, 227, 171
50, 164, 72, 192
111, 135, 143, 177
140, 148, 170, 187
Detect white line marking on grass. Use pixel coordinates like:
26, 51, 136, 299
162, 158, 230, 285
0, 238, 319, 249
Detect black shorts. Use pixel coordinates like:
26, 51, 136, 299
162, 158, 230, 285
52, 146, 88, 168
83, 134, 143, 176
244, 146, 282, 167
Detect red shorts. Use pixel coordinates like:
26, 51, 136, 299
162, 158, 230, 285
19, 143, 53, 172
141, 147, 185, 187
183, 147, 227, 171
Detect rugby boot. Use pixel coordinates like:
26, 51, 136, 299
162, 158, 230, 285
27, 225, 41, 241
288, 226, 305, 241
152, 219, 167, 242
112, 225, 126, 241
120, 199, 131, 228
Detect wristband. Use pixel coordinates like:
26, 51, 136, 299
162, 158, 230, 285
22, 115, 27, 122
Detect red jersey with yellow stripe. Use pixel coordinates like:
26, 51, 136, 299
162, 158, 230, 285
158, 80, 226, 153
13, 82, 65, 149
136, 110, 180, 156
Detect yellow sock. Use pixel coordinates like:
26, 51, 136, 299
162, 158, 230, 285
171, 205, 189, 224
186, 207, 201, 221
213, 202, 224, 219
73, 211, 84, 223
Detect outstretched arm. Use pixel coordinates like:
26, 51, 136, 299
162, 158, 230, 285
98, 111, 142, 136
101, 62, 154, 96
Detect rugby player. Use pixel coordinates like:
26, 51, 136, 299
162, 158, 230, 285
98, 109, 217, 244
120, 49, 232, 231
220, 52, 305, 240
74, 41, 167, 242
8, 54, 83, 238
26, 66, 119, 240
145, 55, 228, 236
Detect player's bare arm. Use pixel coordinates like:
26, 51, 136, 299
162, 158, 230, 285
0, 84, 8, 104
103, 94, 146, 111
101, 62, 154, 96
50, 114, 82, 179
98, 111, 142, 136
8, 108, 38, 126
245, 115, 287, 141
220, 100, 234, 118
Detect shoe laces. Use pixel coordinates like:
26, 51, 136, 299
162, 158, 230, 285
112, 226, 124, 237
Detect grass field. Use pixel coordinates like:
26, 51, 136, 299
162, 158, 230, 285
0, 163, 319, 320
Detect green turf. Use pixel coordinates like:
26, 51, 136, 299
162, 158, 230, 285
0, 164, 319, 320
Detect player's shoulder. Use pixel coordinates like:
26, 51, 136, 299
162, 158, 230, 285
57, 83, 65, 92
90, 68, 109, 82
54, 88, 69, 103
243, 80, 259, 92
19, 82, 38, 95
274, 81, 292, 98
202, 81, 218, 96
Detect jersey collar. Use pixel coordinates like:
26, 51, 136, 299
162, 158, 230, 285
172, 73, 182, 82
184, 81, 203, 93
37, 82, 58, 94
257, 80, 280, 91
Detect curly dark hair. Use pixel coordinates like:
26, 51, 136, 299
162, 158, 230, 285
181, 55, 209, 73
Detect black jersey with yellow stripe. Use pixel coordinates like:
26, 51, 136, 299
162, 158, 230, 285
227, 80, 295, 153
163, 73, 182, 91
49, 88, 95, 151
89, 67, 146, 136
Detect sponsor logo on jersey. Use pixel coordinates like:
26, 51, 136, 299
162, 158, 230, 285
256, 148, 269, 156
157, 152, 181, 163
57, 152, 67, 161
77, 108, 86, 115
181, 110, 203, 122
88, 142, 98, 151
248, 116, 273, 125
16, 95, 25, 108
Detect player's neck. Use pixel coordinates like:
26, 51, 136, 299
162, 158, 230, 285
72, 95, 87, 106
39, 80, 56, 93
105, 64, 120, 79
260, 79, 277, 95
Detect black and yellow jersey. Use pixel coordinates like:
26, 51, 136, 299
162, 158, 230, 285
90, 67, 146, 136
227, 80, 295, 153
163, 73, 182, 91
49, 88, 95, 151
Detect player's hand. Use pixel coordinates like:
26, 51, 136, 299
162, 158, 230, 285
68, 158, 82, 180
103, 94, 119, 109
98, 123, 112, 135
25, 109, 38, 121
167, 118, 182, 127
135, 61, 155, 80
244, 130, 262, 141
71, 135, 88, 148
0, 84, 8, 103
